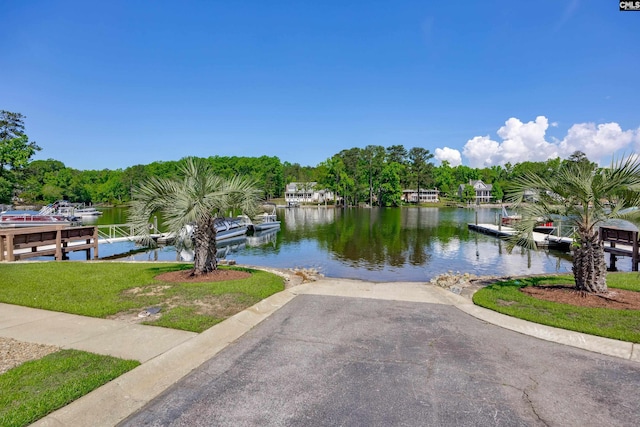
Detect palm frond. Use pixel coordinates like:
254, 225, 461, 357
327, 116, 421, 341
128, 157, 262, 248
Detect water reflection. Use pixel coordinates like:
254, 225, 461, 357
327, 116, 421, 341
232, 207, 576, 281
75, 206, 585, 281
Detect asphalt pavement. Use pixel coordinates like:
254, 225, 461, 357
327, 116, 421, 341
1, 278, 637, 426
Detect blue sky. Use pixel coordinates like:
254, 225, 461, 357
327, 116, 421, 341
1, 1, 638, 170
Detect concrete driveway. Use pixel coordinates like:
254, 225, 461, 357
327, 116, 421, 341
119, 293, 640, 426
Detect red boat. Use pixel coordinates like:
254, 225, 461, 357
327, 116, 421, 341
0, 210, 80, 227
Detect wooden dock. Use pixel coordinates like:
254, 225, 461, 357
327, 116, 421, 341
600, 227, 640, 271
467, 223, 567, 248
0, 225, 99, 261
469, 223, 640, 271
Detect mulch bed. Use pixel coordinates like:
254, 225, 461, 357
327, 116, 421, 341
155, 269, 251, 283
521, 285, 640, 310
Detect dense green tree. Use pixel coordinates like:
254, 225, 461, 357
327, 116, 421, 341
20, 159, 66, 202
491, 182, 504, 202
95, 170, 127, 203
386, 145, 408, 165
81, 169, 115, 203
505, 159, 562, 195
207, 156, 283, 199
566, 150, 593, 165
507, 154, 640, 293
145, 160, 180, 179
479, 165, 505, 184
408, 147, 434, 198
452, 165, 479, 187
510, 160, 556, 181
258, 156, 284, 199
386, 145, 409, 189
129, 158, 262, 275
0, 110, 41, 202
363, 145, 385, 206
336, 148, 366, 206
0, 176, 12, 203
0, 111, 41, 174
320, 155, 352, 205
461, 184, 476, 203
121, 165, 150, 201
41, 183, 64, 202
283, 161, 316, 184
433, 161, 456, 197
378, 162, 403, 206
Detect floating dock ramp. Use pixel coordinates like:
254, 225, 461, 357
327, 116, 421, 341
467, 223, 572, 249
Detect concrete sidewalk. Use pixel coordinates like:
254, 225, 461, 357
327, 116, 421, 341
0, 279, 637, 426
0, 303, 197, 363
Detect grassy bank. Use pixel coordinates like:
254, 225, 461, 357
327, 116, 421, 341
472, 273, 640, 343
0, 261, 285, 426
0, 350, 139, 427
0, 262, 285, 332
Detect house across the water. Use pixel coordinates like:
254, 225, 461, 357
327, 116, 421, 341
458, 180, 493, 203
284, 182, 334, 204
402, 189, 440, 203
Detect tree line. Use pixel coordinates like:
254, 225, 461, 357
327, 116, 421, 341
1, 109, 593, 206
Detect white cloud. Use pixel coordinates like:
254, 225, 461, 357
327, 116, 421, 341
558, 122, 638, 162
462, 136, 500, 167
456, 116, 639, 168
496, 116, 558, 164
434, 147, 462, 166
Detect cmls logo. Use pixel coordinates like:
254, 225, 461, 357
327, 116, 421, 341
620, 1, 640, 10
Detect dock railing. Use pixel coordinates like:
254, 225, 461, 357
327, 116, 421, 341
97, 224, 139, 242
97, 217, 159, 243
0, 225, 98, 261
600, 226, 639, 271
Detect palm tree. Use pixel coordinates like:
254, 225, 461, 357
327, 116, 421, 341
128, 158, 262, 276
506, 155, 640, 293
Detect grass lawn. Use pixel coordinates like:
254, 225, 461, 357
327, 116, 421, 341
0, 261, 285, 332
0, 261, 285, 426
0, 349, 139, 427
472, 272, 640, 343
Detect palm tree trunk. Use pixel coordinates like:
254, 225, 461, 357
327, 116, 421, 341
573, 231, 607, 293
192, 216, 218, 275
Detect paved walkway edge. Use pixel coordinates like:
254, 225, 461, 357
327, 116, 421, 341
454, 301, 638, 362
27, 280, 640, 426
31, 289, 298, 427
292, 281, 639, 363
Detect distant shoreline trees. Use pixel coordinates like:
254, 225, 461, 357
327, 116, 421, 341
13, 149, 595, 207
3, 112, 605, 209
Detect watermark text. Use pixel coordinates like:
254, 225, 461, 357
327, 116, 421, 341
620, 1, 640, 11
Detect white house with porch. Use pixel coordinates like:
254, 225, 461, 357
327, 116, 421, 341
402, 189, 440, 203
458, 180, 493, 203
284, 182, 334, 204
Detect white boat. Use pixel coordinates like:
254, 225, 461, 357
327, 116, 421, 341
174, 217, 250, 247
252, 213, 281, 231
251, 204, 281, 231
246, 228, 279, 247
178, 236, 247, 262
215, 217, 250, 240
39, 200, 102, 217
0, 210, 80, 227
74, 206, 102, 217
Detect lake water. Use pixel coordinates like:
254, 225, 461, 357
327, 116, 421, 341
81, 206, 582, 282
